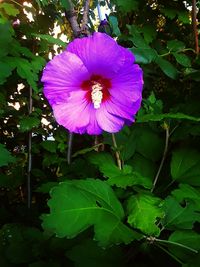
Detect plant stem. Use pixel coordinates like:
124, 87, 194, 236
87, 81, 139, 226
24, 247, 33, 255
192, 0, 199, 55
27, 86, 32, 209
151, 126, 169, 192
65, 0, 81, 37
81, 0, 90, 35
155, 243, 183, 265
154, 238, 198, 254
97, 3, 104, 21
111, 133, 122, 170
67, 132, 73, 164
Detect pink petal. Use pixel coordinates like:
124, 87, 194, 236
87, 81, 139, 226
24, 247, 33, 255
67, 32, 130, 78
96, 103, 125, 133
110, 64, 143, 105
52, 91, 91, 134
42, 51, 90, 106
86, 109, 102, 135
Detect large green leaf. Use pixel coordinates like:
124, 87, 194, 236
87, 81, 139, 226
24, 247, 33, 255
135, 126, 164, 162
42, 179, 141, 246
171, 149, 200, 185
127, 193, 164, 236
173, 53, 191, 67
66, 239, 124, 267
0, 23, 13, 57
155, 57, 179, 79
167, 40, 185, 52
0, 144, 15, 167
89, 153, 152, 189
0, 60, 14, 84
172, 184, 200, 209
131, 47, 158, 64
162, 196, 200, 230
168, 230, 200, 262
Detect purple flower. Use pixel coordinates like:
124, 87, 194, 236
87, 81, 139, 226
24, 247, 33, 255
41, 32, 143, 135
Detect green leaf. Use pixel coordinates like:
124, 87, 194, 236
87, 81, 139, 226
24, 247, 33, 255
127, 193, 164, 236
135, 126, 164, 162
41, 141, 57, 153
168, 230, 200, 261
42, 179, 141, 246
155, 57, 179, 79
107, 165, 152, 189
171, 149, 200, 186
60, 0, 70, 10
5, 57, 39, 91
161, 8, 177, 19
116, 0, 139, 13
0, 144, 15, 167
66, 239, 124, 267
0, 3, 19, 16
128, 153, 156, 180
0, 23, 13, 57
36, 182, 58, 193
173, 53, 191, 67
108, 16, 121, 36
31, 33, 66, 47
0, 60, 14, 84
172, 184, 200, 209
89, 153, 152, 189
127, 25, 149, 49
162, 196, 200, 230
19, 117, 40, 132
167, 40, 185, 52
137, 112, 200, 123
131, 47, 158, 64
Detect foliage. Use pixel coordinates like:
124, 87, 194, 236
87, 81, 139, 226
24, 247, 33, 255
0, 0, 200, 266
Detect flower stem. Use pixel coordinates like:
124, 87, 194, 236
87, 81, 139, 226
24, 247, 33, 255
153, 238, 198, 254
97, 3, 103, 21
111, 133, 122, 170
67, 132, 73, 164
151, 125, 169, 192
27, 86, 32, 209
155, 243, 183, 265
192, 0, 199, 55
81, 0, 90, 35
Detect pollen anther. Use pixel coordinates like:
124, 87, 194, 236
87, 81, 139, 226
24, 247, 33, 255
91, 83, 103, 109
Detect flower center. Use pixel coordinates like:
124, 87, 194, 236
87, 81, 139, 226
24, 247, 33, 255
81, 75, 111, 108
91, 82, 103, 109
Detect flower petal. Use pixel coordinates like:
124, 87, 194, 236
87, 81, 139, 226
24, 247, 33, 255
104, 98, 135, 122
42, 51, 90, 106
110, 64, 143, 105
96, 103, 125, 133
67, 32, 129, 78
52, 91, 91, 134
86, 109, 102, 135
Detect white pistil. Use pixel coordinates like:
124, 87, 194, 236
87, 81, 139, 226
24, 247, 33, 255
91, 83, 103, 109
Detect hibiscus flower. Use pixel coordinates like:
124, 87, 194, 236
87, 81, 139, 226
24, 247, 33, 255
41, 32, 143, 135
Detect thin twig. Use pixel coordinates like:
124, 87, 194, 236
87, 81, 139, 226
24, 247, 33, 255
65, 0, 81, 37
147, 237, 198, 254
67, 132, 73, 164
155, 243, 183, 265
27, 86, 32, 209
192, 0, 199, 55
81, 0, 90, 35
151, 126, 170, 192
111, 133, 122, 170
